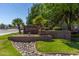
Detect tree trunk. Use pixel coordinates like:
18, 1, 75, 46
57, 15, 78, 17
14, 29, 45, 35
17, 24, 21, 34
38, 25, 42, 34
68, 4, 72, 31
67, 24, 71, 31
23, 24, 25, 34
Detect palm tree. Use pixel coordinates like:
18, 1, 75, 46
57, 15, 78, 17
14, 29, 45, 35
12, 18, 24, 34
32, 15, 48, 33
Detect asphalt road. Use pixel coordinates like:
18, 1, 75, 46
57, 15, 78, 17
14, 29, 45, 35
0, 29, 18, 36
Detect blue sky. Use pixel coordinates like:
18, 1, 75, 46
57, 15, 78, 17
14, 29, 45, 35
0, 3, 33, 25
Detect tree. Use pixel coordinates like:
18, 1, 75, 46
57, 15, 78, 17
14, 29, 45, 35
27, 3, 79, 30
32, 15, 48, 33
12, 18, 24, 34
8, 24, 13, 29
0, 23, 6, 29
33, 15, 47, 26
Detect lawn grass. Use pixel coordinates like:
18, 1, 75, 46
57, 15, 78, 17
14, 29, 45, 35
36, 39, 79, 54
0, 33, 18, 40
0, 33, 21, 56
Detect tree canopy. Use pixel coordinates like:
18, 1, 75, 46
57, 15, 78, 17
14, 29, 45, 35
12, 18, 24, 34
27, 3, 79, 30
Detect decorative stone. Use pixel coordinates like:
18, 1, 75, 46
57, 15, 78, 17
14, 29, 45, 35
12, 41, 73, 56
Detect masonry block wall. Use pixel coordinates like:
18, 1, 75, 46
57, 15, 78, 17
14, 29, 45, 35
39, 30, 71, 39
8, 35, 52, 42
23, 25, 39, 34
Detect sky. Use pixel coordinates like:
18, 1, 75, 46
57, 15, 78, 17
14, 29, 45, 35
0, 3, 33, 25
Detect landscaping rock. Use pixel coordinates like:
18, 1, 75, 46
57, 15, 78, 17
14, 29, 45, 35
12, 41, 74, 56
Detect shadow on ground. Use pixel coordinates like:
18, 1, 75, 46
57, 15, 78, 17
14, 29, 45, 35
64, 41, 79, 50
